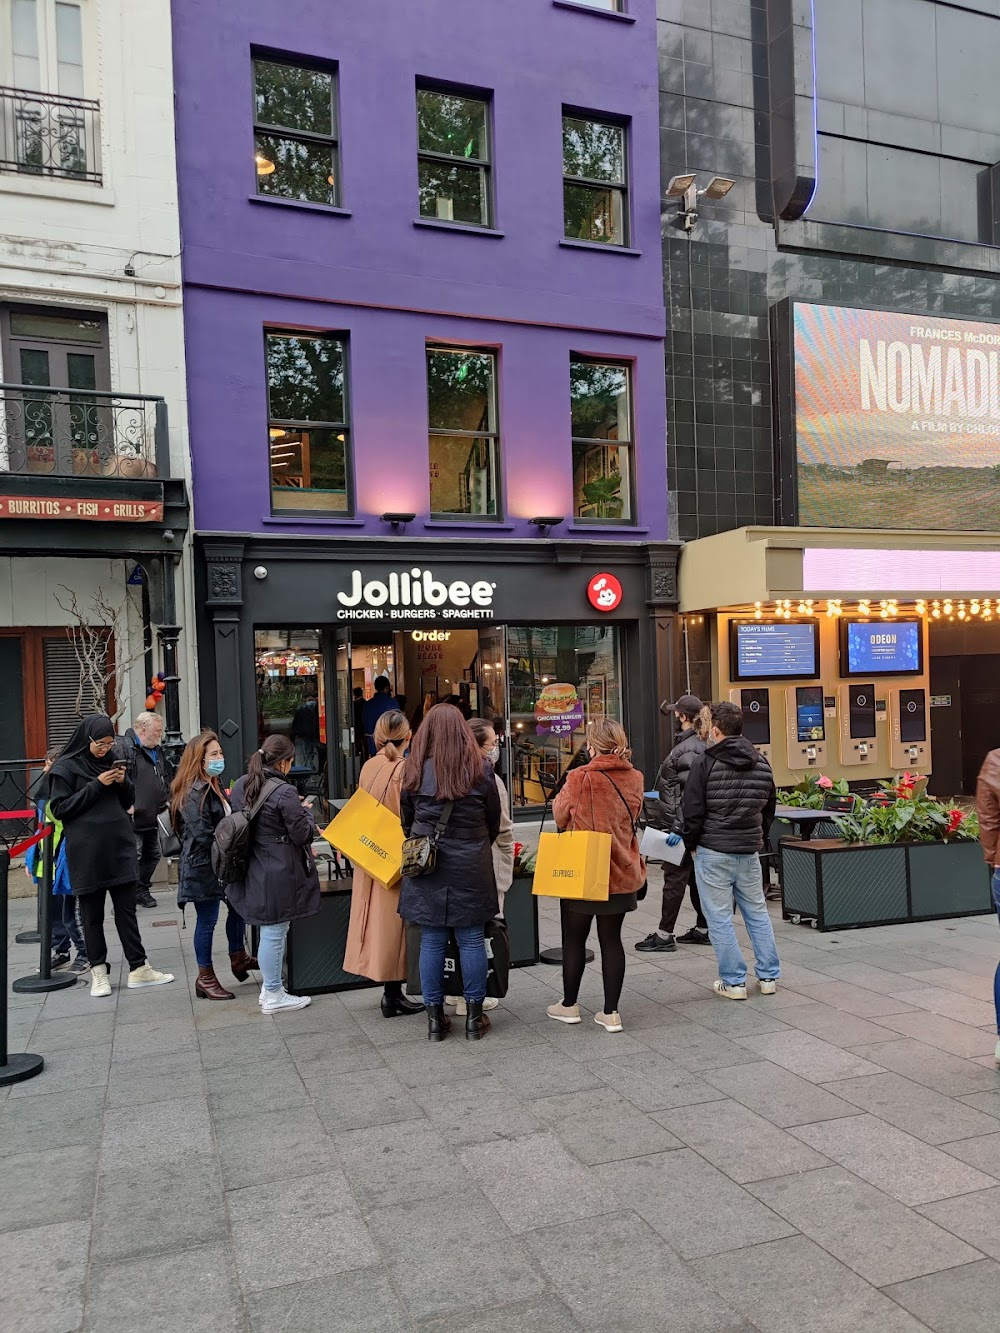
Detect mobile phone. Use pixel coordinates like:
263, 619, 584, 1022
301, 794, 316, 807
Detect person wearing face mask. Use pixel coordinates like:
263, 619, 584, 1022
228, 734, 320, 1014
170, 730, 255, 999
682, 701, 780, 1000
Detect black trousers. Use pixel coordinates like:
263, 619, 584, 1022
77, 882, 146, 970
135, 828, 161, 892
658, 853, 708, 933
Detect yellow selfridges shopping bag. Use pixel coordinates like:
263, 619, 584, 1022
532, 830, 612, 901
322, 786, 404, 888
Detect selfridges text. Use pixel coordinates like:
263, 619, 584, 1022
335, 568, 496, 620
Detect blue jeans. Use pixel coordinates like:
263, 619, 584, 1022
992, 870, 1000, 1035
695, 847, 780, 987
258, 922, 290, 993
51, 894, 86, 960
419, 925, 488, 1006
193, 900, 247, 968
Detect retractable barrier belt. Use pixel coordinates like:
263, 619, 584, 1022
0, 811, 52, 858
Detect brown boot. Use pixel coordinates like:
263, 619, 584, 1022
229, 950, 258, 982
196, 966, 235, 1000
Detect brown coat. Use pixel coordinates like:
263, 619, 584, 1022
344, 751, 408, 982
552, 753, 646, 895
976, 748, 1000, 866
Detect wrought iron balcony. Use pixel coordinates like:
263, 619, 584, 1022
0, 85, 102, 184
0, 384, 168, 479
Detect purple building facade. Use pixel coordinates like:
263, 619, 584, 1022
172, 0, 680, 805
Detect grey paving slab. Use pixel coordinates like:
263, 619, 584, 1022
459, 1130, 610, 1233
206, 1056, 309, 1120
890, 986, 998, 1028
309, 1066, 426, 1133
419, 1295, 584, 1333
852, 1038, 1000, 1096
99, 1093, 213, 1171
701, 1061, 865, 1127
787, 980, 919, 1018
85, 1241, 248, 1333
773, 1003, 898, 1048
30, 1012, 116, 1053
534, 1013, 653, 1062
245, 1268, 411, 1333
670, 998, 792, 1036
788, 961, 919, 996
750, 1166, 983, 1288
410, 1073, 545, 1147
621, 971, 714, 1006
0, 1145, 98, 1234
634, 1021, 761, 1070
593, 1148, 796, 1258
378, 1033, 494, 1086
792, 1112, 996, 1205
656, 1099, 831, 1183
735, 1030, 886, 1083
216, 1105, 340, 1189
197, 1020, 288, 1069
0, 1219, 89, 1333
885, 1258, 1000, 1333
482, 1043, 604, 1099
550, 1094, 685, 1165
91, 1154, 227, 1263
960, 1090, 1000, 1119
7, 1040, 112, 1097
874, 1010, 999, 1058
283, 1027, 388, 1077
0, 1086, 105, 1157
367, 1190, 546, 1321
918, 1186, 1000, 1263
903, 967, 996, 1003
941, 1133, 1000, 1180
587, 1048, 726, 1111
519, 1210, 753, 1332
823, 1071, 1000, 1146
105, 1047, 205, 1107
694, 1234, 930, 1333
337, 1118, 475, 1213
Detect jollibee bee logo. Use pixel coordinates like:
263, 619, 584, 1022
587, 572, 623, 613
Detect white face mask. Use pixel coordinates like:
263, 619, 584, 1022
487, 745, 500, 764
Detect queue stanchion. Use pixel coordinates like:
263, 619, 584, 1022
12, 824, 75, 994
1, 842, 46, 1085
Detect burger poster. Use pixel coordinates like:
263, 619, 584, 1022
534, 682, 584, 737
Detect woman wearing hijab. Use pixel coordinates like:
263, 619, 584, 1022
48, 715, 174, 999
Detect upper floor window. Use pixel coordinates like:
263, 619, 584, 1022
427, 345, 500, 519
0, 0, 101, 183
570, 356, 633, 523
567, 0, 625, 9
266, 331, 352, 514
253, 56, 339, 207
562, 111, 628, 245
416, 85, 492, 228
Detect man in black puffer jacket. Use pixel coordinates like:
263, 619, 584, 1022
682, 700, 780, 1001
635, 695, 710, 953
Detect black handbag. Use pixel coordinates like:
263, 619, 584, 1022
401, 800, 454, 877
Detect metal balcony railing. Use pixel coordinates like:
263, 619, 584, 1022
0, 384, 168, 479
0, 85, 102, 184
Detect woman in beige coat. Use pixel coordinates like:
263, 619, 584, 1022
343, 710, 423, 1019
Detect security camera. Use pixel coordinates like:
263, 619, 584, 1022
253, 566, 268, 580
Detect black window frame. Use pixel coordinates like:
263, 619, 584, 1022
569, 353, 635, 525
561, 107, 630, 247
251, 51, 341, 207
426, 342, 503, 521
264, 328, 355, 518
415, 80, 494, 230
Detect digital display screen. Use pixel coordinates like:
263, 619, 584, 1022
740, 689, 771, 747
792, 303, 1000, 530
731, 620, 820, 681
842, 620, 922, 677
899, 689, 927, 744
796, 686, 825, 743
849, 684, 876, 740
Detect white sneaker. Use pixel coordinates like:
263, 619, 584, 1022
595, 1010, 623, 1033
449, 997, 499, 1015
995, 1037, 1000, 1066
261, 988, 311, 1014
90, 964, 112, 998
757, 978, 778, 996
713, 979, 748, 1001
126, 963, 174, 989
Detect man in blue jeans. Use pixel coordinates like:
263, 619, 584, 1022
682, 700, 780, 1000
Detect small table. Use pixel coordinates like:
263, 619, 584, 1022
773, 806, 844, 841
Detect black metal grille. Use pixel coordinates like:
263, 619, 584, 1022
0, 86, 102, 184
0, 384, 167, 479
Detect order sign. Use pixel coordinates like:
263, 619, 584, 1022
0, 495, 164, 522
587, 572, 623, 612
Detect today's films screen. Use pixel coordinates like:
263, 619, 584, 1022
792, 303, 1000, 530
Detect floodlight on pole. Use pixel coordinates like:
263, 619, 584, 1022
665, 173, 736, 230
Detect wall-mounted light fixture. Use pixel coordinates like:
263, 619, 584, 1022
381, 511, 416, 532
665, 173, 735, 231
530, 515, 564, 534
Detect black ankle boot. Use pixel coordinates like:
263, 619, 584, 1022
381, 986, 424, 1018
465, 1000, 491, 1041
427, 1004, 451, 1042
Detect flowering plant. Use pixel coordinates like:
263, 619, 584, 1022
777, 773, 853, 809
835, 776, 979, 846
512, 842, 536, 877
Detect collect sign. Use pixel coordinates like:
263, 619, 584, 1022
0, 495, 164, 522
335, 567, 496, 621
587, 572, 623, 612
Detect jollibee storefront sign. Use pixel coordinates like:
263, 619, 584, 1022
587, 572, 623, 612
336, 567, 496, 620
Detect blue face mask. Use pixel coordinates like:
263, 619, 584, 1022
206, 758, 226, 778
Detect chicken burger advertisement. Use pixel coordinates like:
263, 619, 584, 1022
534, 682, 584, 736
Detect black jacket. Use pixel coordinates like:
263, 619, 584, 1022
114, 730, 170, 830
176, 781, 227, 905
398, 760, 501, 928
682, 736, 776, 855
48, 763, 137, 895
655, 728, 706, 831
227, 769, 320, 927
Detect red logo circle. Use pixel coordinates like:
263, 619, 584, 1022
587, 572, 623, 613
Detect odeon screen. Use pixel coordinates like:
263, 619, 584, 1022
792, 303, 1000, 530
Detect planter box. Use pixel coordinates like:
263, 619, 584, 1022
782, 838, 992, 932
506, 875, 540, 967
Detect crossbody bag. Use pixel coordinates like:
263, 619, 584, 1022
401, 799, 454, 877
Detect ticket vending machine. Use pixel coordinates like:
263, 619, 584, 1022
784, 684, 827, 769
730, 687, 772, 764
887, 686, 929, 771
838, 682, 879, 767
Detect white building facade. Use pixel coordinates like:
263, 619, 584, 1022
0, 0, 195, 774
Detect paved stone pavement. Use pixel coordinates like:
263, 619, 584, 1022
6, 884, 1000, 1333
